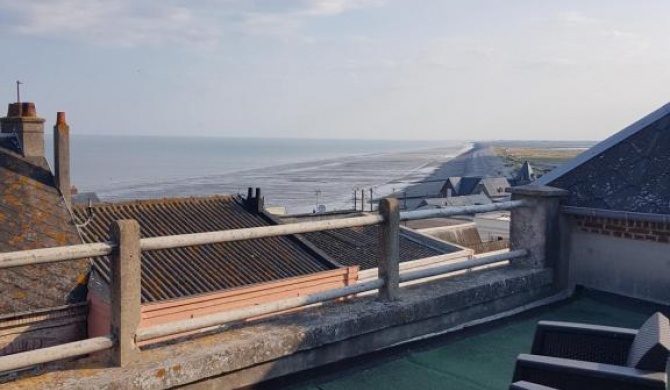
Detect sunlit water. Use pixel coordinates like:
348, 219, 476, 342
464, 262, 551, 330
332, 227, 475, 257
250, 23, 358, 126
45, 135, 470, 214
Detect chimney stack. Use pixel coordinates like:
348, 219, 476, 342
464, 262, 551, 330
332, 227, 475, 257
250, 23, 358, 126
54, 112, 71, 206
246, 187, 265, 213
0, 102, 45, 158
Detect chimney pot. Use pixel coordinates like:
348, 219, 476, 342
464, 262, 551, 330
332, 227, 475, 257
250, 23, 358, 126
21, 103, 37, 117
1, 102, 45, 157
6, 103, 21, 117
56, 112, 67, 125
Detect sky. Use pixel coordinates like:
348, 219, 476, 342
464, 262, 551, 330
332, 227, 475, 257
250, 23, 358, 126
1, 0, 670, 141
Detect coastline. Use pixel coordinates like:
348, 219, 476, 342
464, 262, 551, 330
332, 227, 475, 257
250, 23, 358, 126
67, 138, 470, 214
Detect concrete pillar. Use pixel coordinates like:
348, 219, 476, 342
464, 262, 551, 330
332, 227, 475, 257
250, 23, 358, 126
509, 185, 569, 275
110, 220, 141, 366
54, 112, 71, 206
378, 198, 400, 300
0, 102, 45, 158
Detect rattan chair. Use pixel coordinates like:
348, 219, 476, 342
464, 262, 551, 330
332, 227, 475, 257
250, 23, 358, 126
509, 380, 559, 390
512, 312, 669, 390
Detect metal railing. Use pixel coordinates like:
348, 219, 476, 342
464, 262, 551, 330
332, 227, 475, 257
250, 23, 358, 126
0, 198, 528, 372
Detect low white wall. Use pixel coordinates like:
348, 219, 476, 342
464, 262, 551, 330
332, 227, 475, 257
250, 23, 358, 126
569, 231, 670, 304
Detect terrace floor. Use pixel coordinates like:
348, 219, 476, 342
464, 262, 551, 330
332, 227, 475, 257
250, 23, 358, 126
263, 289, 669, 390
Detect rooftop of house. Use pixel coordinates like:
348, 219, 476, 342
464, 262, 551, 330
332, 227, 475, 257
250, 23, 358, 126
402, 217, 472, 230
273, 290, 669, 390
446, 176, 482, 195
517, 161, 535, 183
400, 180, 447, 199
279, 211, 465, 271
0, 104, 88, 314
538, 102, 670, 214
478, 177, 511, 197
445, 176, 511, 198
73, 195, 342, 303
420, 193, 492, 208
300, 225, 461, 270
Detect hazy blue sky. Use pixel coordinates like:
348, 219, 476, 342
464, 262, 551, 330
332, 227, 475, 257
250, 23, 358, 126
1, 1, 669, 140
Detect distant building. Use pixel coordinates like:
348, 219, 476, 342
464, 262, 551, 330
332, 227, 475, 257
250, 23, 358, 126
442, 176, 511, 201
418, 193, 492, 209
390, 176, 511, 210
515, 161, 536, 185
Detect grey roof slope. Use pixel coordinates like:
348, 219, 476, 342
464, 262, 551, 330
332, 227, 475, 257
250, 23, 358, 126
538, 102, 670, 214
517, 161, 535, 183
457, 177, 483, 195
74, 196, 341, 303
402, 180, 446, 198
302, 225, 456, 270
421, 193, 492, 208
0, 147, 89, 313
479, 177, 511, 198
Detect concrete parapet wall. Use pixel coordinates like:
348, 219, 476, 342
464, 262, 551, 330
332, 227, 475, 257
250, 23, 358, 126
567, 225, 670, 305
8, 266, 556, 389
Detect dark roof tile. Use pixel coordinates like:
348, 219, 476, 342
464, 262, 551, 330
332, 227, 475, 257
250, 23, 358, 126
303, 225, 452, 270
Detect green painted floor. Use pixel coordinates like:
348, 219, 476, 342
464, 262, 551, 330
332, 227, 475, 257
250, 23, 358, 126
275, 291, 666, 390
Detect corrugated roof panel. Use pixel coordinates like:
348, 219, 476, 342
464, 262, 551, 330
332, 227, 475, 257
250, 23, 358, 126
73, 196, 335, 303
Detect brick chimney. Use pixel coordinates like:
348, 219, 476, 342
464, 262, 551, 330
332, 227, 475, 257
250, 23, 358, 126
54, 112, 71, 206
0, 102, 45, 158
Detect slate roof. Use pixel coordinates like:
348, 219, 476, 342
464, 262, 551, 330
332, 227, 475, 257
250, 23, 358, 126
73, 196, 340, 303
478, 177, 511, 198
456, 177, 482, 195
402, 180, 447, 198
0, 147, 88, 313
444, 176, 509, 198
538, 103, 670, 214
0, 134, 20, 154
302, 225, 456, 270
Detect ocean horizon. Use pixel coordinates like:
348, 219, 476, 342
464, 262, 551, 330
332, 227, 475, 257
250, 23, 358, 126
45, 135, 470, 214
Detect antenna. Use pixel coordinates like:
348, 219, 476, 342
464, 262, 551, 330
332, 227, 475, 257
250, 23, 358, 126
16, 81, 23, 103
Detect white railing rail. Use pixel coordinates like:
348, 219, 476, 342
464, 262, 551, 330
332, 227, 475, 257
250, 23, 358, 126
0, 198, 528, 373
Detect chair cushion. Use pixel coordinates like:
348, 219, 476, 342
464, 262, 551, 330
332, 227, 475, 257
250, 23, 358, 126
626, 312, 670, 371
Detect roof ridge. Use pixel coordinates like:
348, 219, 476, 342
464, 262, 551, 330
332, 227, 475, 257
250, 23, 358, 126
537, 101, 670, 185
74, 194, 236, 209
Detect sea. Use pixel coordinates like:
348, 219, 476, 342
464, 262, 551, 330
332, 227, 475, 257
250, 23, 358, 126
45, 135, 470, 214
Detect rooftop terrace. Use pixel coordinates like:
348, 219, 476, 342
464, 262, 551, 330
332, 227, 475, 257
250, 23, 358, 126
274, 290, 669, 390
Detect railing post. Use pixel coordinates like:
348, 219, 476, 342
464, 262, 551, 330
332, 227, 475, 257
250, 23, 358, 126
110, 220, 141, 366
509, 186, 569, 277
378, 198, 400, 300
